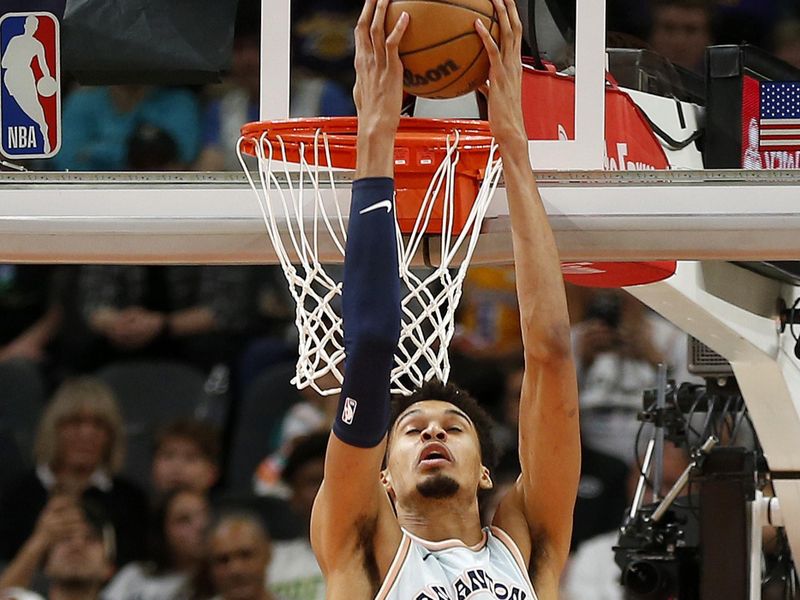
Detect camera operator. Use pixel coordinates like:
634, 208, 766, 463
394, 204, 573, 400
572, 290, 693, 464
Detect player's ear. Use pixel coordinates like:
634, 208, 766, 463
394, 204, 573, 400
479, 465, 493, 491
381, 469, 395, 498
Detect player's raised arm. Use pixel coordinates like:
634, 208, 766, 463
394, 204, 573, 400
310, 0, 408, 580
475, 0, 580, 594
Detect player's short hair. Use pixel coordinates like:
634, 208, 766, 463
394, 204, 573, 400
153, 419, 220, 465
389, 380, 498, 472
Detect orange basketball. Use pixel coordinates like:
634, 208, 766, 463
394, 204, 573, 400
385, 0, 500, 99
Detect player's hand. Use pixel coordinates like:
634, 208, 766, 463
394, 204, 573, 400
352, 0, 409, 139
475, 0, 526, 149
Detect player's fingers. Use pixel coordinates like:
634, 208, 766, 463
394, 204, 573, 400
385, 11, 409, 62
489, 0, 513, 45
475, 19, 501, 67
355, 0, 376, 54
504, 0, 523, 40
371, 0, 390, 65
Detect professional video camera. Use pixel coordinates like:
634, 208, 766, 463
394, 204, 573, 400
613, 374, 774, 600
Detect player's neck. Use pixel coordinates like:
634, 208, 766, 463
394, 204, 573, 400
396, 497, 484, 546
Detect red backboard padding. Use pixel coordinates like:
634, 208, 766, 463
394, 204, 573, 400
561, 261, 676, 288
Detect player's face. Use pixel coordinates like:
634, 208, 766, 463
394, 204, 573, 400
384, 400, 492, 504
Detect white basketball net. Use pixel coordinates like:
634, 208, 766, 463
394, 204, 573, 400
237, 127, 503, 396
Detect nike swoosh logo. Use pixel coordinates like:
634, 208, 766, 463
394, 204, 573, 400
359, 199, 392, 215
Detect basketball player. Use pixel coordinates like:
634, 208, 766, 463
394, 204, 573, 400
1, 15, 53, 152
310, 0, 579, 598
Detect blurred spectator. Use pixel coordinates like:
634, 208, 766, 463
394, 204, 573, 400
127, 123, 185, 171
290, 0, 358, 117
70, 265, 256, 372
773, 19, 800, 69
450, 266, 520, 412
572, 290, 695, 464
648, 0, 713, 73
0, 266, 63, 367
493, 360, 629, 551
253, 378, 335, 498
266, 433, 326, 600
561, 443, 691, 600
151, 420, 220, 498
205, 513, 279, 600
103, 488, 210, 600
711, 0, 784, 48
571, 444, 629, 551
491, 362, 523, 457
51, 85, 200, 171
0, 377, 148, 567
195, 0, 260, 171
0, 498, 115, 600
236, 267, 296, 394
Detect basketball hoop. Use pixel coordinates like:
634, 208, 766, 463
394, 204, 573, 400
237, 116, 502, 396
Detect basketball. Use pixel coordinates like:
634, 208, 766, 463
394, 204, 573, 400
385, 0, 499, 100
36, 76, 57, 97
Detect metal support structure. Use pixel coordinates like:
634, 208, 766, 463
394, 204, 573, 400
627, 261, 800, 563
528, 0, 606, 170
262, 0, 290, 119
2, 170, 800, 263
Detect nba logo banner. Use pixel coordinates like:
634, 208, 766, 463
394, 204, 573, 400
0, 12, 60, 159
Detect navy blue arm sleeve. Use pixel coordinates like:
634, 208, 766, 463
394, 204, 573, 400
332, 177, 402, 448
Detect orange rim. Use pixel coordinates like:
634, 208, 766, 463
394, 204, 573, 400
240, 116, 496, 172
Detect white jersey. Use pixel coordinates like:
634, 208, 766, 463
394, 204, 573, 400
377, 527, 538, 600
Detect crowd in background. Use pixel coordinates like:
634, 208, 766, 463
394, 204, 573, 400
0, 0, 798, 599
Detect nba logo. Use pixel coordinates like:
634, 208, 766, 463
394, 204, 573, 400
0, 12, 60, 159
342, 397, 358, 425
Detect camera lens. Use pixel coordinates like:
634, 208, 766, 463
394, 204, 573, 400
623, 561, 665, 597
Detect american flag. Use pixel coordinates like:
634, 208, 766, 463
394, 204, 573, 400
759, 81, 800, 149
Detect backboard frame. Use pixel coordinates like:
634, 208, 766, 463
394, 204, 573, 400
262, 0, 607, 169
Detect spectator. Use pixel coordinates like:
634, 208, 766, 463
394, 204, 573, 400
195, 0, 260, 171
648, 0, 713, 73
103, 488, 211, 600
52, 85, 200, 171
71, 265, 256, 372
573, 290, 696, 464
290, 0, 359, 118
773, 19, 800, 69
266, 434, 326, 600
494, 360, 628, 550
0, 377, 148, 567
151, 420, 220, 498
0, 266, 63, 368
127, 123, 185, 171
711, 0, 784, 48
205, 513, 280, 600
571, 444, 630, 551
0, 499, 115, 600
253, 376, 336, 498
